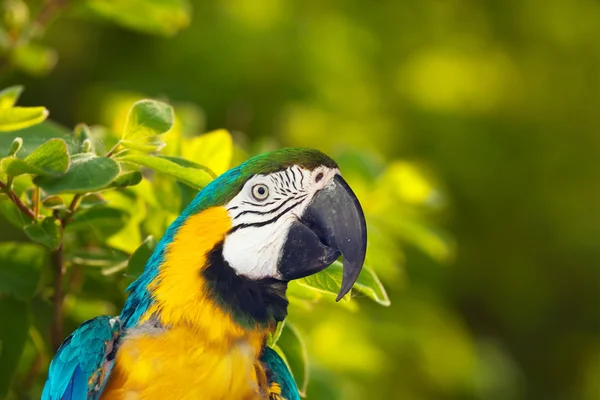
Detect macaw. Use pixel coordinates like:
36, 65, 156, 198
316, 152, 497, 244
42, 148, 367, 400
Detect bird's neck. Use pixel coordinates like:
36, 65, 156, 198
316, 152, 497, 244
123, 206, 287, 345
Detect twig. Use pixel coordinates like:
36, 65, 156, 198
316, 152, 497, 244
50, 208, 66, 350
105, 142, 121, 158
33, 186, 40, 219
50, 192, 84, 349
59, 193, 82, 226
68, 194, 82, 214
50, 241, 64, 351
0, 181, 35, 219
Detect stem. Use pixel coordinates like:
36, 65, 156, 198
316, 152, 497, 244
0, 181, 35, 219
33, 186, 40, 219
51, 192, 82, 349
105, 142, 121, 158
68, 194, 82, 214
50, 241, 64, 351
60, 193, 83, 226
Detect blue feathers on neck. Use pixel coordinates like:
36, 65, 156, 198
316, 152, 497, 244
119, 166, 244, 328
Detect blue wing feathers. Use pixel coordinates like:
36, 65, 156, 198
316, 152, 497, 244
43, 316, 120, 400
62, 366, 87, 400
262, 347, 301, 400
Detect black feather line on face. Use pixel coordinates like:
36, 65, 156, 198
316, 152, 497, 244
229, 196, 307, 233
202, 241, 289, 327
234, 195, 300, 219
241, 199, 277, 207
290, 168, 300, 190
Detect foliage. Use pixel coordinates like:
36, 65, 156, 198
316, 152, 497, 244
0, 86, 395, 398
2, 1, 596, 399
0, 0, 192, 76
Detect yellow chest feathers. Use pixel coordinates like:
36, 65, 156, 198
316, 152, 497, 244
100, 324, 270, 400
101, 207, 275, 399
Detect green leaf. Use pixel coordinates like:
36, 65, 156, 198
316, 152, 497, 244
8, 137, 23, 156
161, 155, 217, 178
79, 193, 107, 209
81, 138, 93, 153
0, 194, 31, 228
0, 85, 24, 109
120, 154, 213, 189
80, 0, 191, 36
67, 207, 129, 237
10, 174, 34, 196
1, 138, 69, 177
34, 153, 120, 194
297, 261, 390, 306
267, 320, 285, 347
122, 99, 175, 139
353, 265, 391, 306
0, 106, 49, 132
0, 121, 74, 158
277, 322, 309, 396
0, 297, 29, 397
0, 242, 47, 300
11, 43, 58, 76
69, 247, 129, 268
74, 123, 93, 142
42, 195, 66, 210
119, 139, 165, 153
73, 123, 95, 153
23, 216, 62, 250
103, 190, 145, 254
127, 236, 156, 279
0, 157, 34, 175
296, 262, 345, 298
287, 280, 323, 303
182, 129, 233, 175
111, 171, 143, 188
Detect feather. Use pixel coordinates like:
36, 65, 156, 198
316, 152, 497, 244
262, 347, 301, 400
42, 316, 121, 400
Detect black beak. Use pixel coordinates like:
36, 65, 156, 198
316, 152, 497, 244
278, 175, 367, 301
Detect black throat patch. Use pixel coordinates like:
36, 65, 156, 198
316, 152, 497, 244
202, 241, 289, 327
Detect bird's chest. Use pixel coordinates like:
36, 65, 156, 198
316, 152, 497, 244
100, 325, 268, 400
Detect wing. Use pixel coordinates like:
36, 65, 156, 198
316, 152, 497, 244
261, 346, 301, 400
42, 316, 121, 400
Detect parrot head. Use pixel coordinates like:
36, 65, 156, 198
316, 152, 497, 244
123, 148, 367, 329
217, 148, 366, 302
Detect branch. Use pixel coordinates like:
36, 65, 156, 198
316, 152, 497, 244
50, 193, 83, 348
50, 209, 65, 350
33, 186, 40, 219
50, 242, 64, 351
60, 193, 82, 226
0, 181, 35, 219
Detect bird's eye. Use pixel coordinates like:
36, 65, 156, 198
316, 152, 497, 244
252, 184, 269, 201
315, 172, 324, 182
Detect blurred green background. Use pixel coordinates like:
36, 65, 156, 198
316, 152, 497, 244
2, 0, 599, 399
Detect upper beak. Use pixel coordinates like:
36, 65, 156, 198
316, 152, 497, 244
278, 174, 367, 301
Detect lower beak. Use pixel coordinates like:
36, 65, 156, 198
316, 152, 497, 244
278, 175, 367, 301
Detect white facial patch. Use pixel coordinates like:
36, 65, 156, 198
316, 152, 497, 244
222, 165, 339, 280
